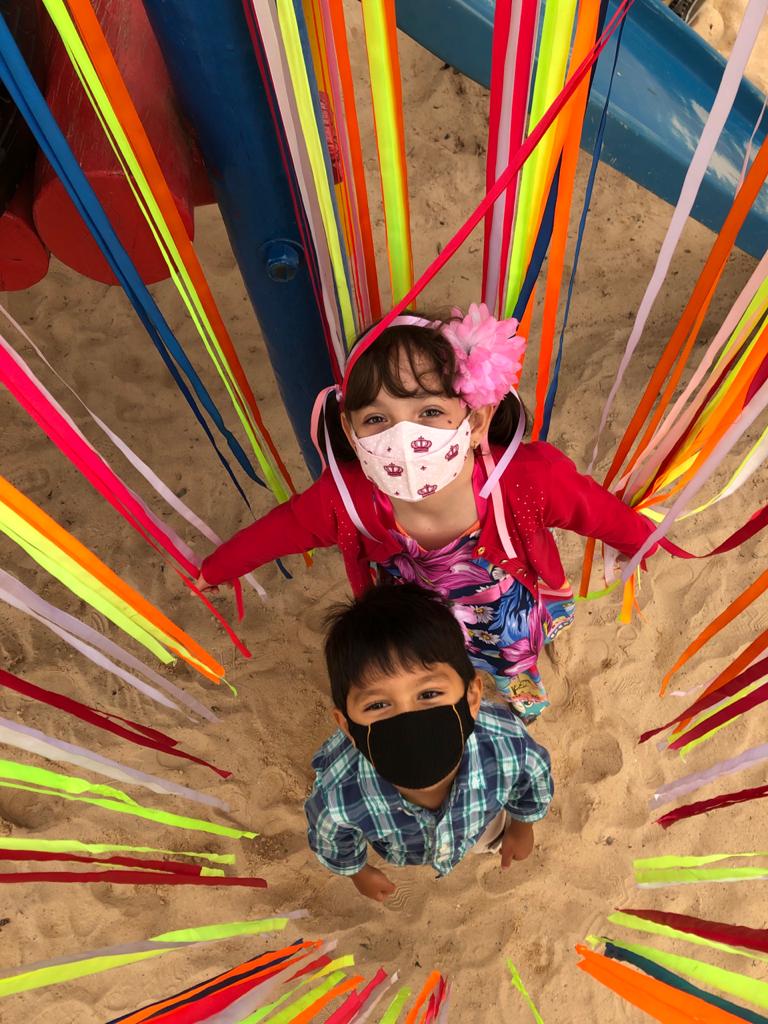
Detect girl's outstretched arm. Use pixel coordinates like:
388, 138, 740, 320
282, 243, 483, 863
200, 473, 341, 585
536, 443, 657, 558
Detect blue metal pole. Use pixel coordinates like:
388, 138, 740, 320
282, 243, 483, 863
141, 0, 332, 478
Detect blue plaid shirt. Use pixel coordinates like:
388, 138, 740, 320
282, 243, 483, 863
305, 702, 553, 877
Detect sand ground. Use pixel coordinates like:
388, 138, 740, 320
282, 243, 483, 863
0, 1, 766, 1020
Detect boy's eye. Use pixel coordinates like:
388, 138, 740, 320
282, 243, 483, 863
418, 689, 443, 701
363, 700, 389, 712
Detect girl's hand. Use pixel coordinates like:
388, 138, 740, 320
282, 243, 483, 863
194, 572, 231, 594
500, 819, 534, 867
351, 864, 396, 902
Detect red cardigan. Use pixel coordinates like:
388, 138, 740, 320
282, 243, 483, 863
202, 442, 656, 598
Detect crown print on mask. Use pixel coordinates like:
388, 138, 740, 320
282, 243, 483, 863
353, 418, 472, 502
411, 436, 433, 453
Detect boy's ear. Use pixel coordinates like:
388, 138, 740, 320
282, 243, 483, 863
467, 673, 483, 719
333, 707, 353, 740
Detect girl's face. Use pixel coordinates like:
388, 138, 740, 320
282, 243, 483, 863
343, 350, 491, 443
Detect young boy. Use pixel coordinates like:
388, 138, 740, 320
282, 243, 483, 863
305, 583, 553, 902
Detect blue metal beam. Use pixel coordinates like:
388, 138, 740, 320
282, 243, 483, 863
394, 0, 768, 257
142, 0, 333, 477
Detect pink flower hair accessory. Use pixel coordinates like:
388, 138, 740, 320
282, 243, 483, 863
440, 302, 526, 408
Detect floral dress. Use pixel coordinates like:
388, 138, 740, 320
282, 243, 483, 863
380, 526, 575, 718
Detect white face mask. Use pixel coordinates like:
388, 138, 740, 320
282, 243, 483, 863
352, 417, 472, 502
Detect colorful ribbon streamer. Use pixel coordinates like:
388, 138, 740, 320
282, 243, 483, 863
503, 0, 577, 316
343, 0, 635, 382
0, 329, 250, 652
0, 12, 260, 506
0, 837, 234, 866
44, 0, 295, 502
0, 758, 254, 839
0, 666, 228, 776
614, 909, 768, 957
0, 714, 226, 808
0, 569, 214, 719
588, 0, 768, 475
576, 944, 749, 1023
0, 475, 225, 682
0, 303, 266, 600
656, 784, 768, 830
360, 0, 413, 304
0, 917, 292, 997
603, 943, 768, 1024
508, 960, 545, 1022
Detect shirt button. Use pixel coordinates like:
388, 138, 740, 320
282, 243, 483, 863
477, 546, 485, 554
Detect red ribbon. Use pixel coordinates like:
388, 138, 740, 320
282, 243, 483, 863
639, 655, 768, 744
0, 870, 266, 886
656, 783, 768, 829
620, 908, 768, 955
0, 849, 203, 874
667, 677, 768, 750
0, 667, 230, 777
660, 504, 768, 559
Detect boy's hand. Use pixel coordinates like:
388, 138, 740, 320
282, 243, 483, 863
500, 819, 534, 868
351, 864, 396, 902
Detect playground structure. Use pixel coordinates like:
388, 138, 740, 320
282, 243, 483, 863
0, 0, 766, 1018
0, 0, 766, 468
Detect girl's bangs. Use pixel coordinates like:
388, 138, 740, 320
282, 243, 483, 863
344, 327, 458, 411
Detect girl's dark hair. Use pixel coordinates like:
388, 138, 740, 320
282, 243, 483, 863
324, 582, 475, 711
321, 314, 528, 462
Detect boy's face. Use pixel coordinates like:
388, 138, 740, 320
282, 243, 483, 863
333, 661, 483, 732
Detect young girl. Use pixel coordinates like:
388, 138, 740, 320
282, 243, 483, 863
199, 305, 655, 718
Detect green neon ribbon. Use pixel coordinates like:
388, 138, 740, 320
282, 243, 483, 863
275, 0, 356, 344
241, 956, 355, 1022
361, 0, 413, 304
0, 918, 287, 997
589, 935, 768, 1010
503, 0, 577, 315
635, 853, 768, 871
41, 0, 288, 499
508, 960, 545, 1022
0, 760, 255, 840
0, 503, 174, 664
636, 866, 768, 886
608, 912, 768, 964
0, 837, 235, 865
252, 970, 349, 1024
379, 985, 413, 1023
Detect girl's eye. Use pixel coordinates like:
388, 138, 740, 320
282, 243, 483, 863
418, 689, 443, 701
421, 407, 444, 419
364, 700, 388, 712
363, 414, 386, 426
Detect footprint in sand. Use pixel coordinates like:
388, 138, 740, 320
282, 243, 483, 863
578, 731, 624, 784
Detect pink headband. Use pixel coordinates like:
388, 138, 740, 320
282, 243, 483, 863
342, 304, 526, 409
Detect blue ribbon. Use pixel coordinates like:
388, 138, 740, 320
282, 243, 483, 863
540, 10, 625, 440
512, 158, 562, 323
0, 13, 263, 504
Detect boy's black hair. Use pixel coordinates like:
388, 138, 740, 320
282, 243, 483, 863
319, 313, 528, 463
324, 583, 475, 712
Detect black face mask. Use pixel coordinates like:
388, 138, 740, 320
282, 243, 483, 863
345, 695, 475, 790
